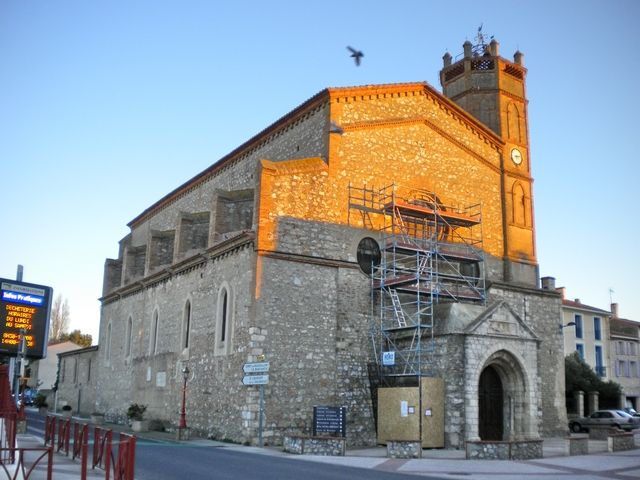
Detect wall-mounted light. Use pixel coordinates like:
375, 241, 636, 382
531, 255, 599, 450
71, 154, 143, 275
559, 321, 576, 332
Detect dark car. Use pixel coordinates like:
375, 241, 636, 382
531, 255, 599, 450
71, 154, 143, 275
22, 388, 37, 406
569, 409, 640, 432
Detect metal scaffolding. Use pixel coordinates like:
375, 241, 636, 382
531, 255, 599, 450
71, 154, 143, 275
349, 183, 486, 384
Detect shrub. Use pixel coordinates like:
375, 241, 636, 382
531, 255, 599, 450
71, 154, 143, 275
34, 393, 48, 408
126, 403, 147, 421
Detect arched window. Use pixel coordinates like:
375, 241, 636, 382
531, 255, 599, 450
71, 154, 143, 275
215, 285, 233, 355
125, 316, 133, 358
150, 311, 159, 355
105, 322, 112, 364
507, 102, 522, 142
221, 291, 228, 343
512, 182, 527, 226
182, 300, 191, 350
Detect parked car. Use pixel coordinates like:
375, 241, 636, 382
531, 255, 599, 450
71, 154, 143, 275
569, 409, 640, 432
21, 388, 37, 406
623, 407, 640, 417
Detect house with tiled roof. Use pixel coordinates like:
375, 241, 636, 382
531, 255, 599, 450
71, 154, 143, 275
559, 288, 611, 379
609, 303, 640, 411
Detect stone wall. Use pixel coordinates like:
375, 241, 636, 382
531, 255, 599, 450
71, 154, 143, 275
608, 432, 635, 452
94, 78, 557, 449
57, 346, 99, 416
465, 440, 543, 460
386, 440, 422, 459
283, 436, 346, 456
488, 284, 566, 437
255, 244, 376, 446
97, 242, 255, 440
567, 434, 588, 455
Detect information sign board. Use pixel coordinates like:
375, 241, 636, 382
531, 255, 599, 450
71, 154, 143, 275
312, 406, 346, 437
0, 278, 52, 359
382, 351, 395, 366
242, 374, 269, 385
242, 362, 270, 373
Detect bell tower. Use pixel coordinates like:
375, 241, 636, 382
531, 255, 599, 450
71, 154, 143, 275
440, 36, 536, 285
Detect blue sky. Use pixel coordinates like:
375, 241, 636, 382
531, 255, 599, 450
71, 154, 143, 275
1, 0, 638, 343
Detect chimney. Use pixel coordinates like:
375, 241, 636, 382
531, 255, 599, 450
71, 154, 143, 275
541, 276, 556, 291
555, 287, 566, 299
443, 52, 452, 67
489, 39, 499, 56
611, 303, 619, 318
463, 41, 472, 59
574, 298, 581, 304
514, 50, 524, 66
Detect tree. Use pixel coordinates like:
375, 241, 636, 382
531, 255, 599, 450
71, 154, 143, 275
57, 329, 92, 347
565, 352, 622, 410
48, 294, 70, 341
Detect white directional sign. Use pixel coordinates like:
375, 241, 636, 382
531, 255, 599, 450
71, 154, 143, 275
243, 362, 270, 374
242, 374, 269, 385
382, 351, 395, 366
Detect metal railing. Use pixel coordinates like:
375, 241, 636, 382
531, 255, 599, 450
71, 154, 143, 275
0, 365, 53, 479
0, 366, 17, 465
0, 447, 53, 480
93, 427, 136, 480
45, 415, 136, 480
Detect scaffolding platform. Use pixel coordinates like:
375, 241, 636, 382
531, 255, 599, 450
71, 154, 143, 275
383, 199, 481, 227
349, 183, 486, 383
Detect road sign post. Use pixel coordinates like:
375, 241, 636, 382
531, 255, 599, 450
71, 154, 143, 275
242, 374, 269, 385
242, 362, 270, 374
242, 362, 270, 447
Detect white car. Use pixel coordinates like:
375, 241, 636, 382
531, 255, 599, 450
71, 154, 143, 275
569, 409, 640, 432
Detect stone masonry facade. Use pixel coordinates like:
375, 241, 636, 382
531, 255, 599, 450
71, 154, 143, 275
77, 39, 568, 448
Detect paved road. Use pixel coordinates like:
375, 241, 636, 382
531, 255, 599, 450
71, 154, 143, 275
26, 410, 442, 479
134, 441, 443, 480
23, 410, 640, 480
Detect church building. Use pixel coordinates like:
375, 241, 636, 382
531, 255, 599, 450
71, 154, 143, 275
95, 37, 567, 448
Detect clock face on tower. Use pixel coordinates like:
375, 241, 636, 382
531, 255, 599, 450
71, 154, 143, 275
510, 148, 523, 165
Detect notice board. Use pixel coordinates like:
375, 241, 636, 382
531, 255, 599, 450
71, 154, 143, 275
312, 406, 346, 437
0, 278, 52, 359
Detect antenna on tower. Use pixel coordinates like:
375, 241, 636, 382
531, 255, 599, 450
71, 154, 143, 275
472, 23, 494, 56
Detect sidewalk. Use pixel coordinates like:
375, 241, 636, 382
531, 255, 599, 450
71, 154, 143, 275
15, 422, 640, 480
15, 433, 104, 480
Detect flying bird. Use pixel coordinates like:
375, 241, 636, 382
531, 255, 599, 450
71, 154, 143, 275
347, 46, 364, 66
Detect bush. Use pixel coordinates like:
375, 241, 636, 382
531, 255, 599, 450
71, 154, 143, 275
34, 393, 48, 408
126, 403, 147, 421
565, 352, 622, 410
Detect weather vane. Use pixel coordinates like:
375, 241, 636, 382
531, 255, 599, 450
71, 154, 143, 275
472, 23, 494, 56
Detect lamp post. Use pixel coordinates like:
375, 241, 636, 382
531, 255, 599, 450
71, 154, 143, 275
178, 361, 190, 440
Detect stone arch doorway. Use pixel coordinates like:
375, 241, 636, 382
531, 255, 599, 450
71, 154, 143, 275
477, 350, 531, 441
479, 365, 503, 440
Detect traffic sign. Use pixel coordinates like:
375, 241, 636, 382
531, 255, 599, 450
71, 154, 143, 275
242, 374, 269, 385
243, 362, 270, 373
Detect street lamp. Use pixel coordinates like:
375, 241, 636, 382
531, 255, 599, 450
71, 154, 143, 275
559, 321, 576, 332
178, 361, 190, 439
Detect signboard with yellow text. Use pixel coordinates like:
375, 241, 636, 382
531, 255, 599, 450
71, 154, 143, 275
0, 278, 52, 359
